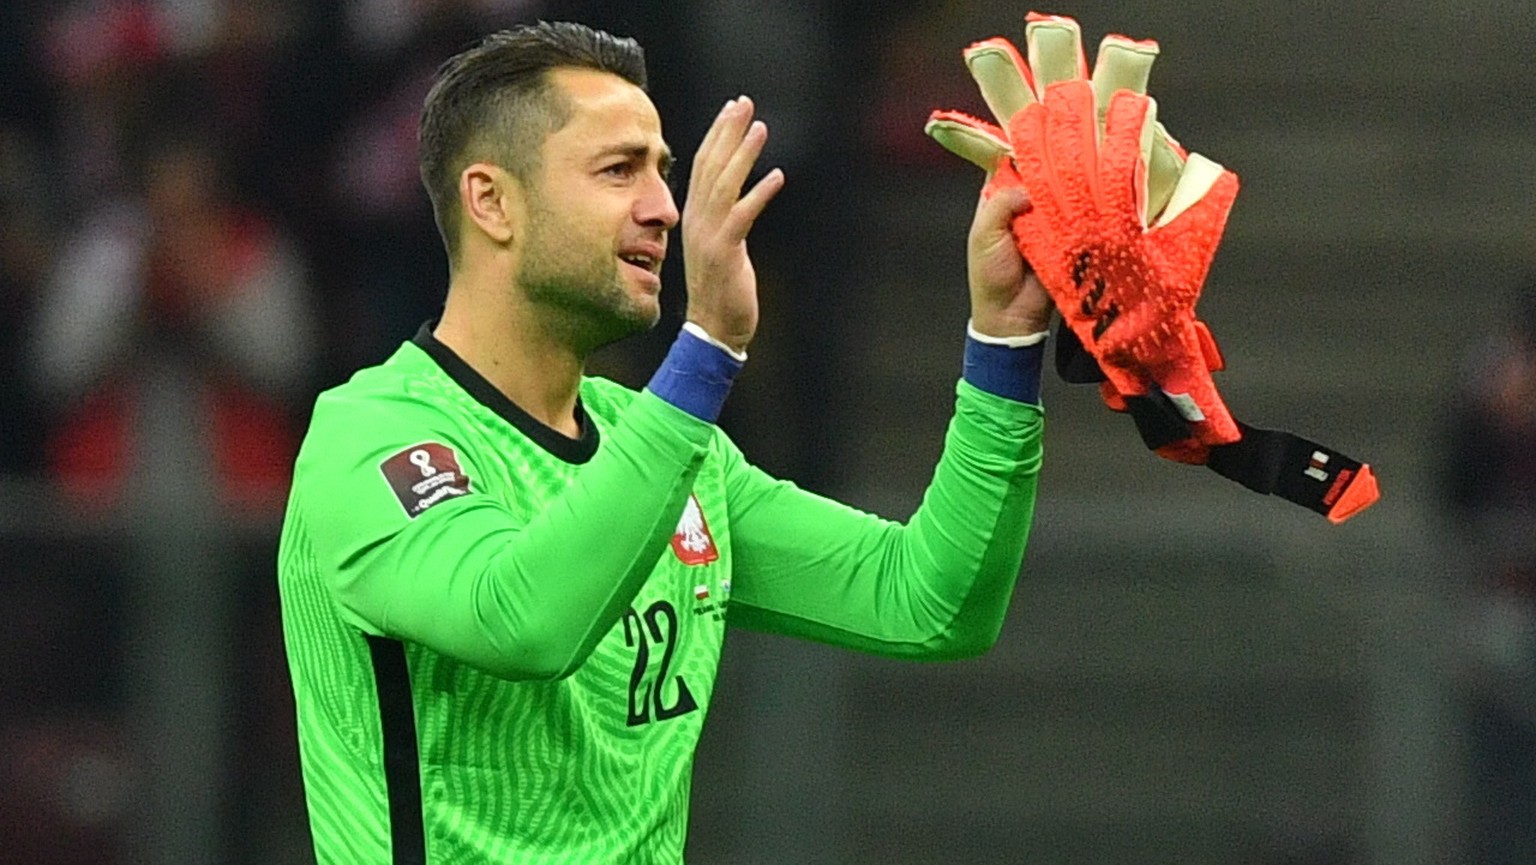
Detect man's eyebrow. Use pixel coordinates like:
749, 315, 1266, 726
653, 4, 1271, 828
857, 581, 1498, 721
594, 143, 675, 179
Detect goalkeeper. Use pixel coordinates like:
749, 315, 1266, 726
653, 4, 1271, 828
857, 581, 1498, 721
278, 20, 1048, 865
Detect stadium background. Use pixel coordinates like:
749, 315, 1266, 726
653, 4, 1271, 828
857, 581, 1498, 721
2, 1, 1535, 863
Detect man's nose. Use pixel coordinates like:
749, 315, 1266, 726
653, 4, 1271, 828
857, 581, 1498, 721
635, 175, 679, 230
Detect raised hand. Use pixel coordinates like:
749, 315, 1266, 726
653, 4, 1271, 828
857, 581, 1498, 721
966, 178, 1051, 339
681, 96, 786, 355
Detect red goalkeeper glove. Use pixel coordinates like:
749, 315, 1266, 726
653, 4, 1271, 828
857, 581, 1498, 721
1008, 78, 1242, 451
928, 13, 1239, 451
926, 12, 1379, 523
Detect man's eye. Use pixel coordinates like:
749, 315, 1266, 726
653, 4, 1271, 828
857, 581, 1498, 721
602, 163, 634, 178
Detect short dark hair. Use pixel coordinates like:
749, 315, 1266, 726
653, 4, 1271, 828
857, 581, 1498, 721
418, 21, 647, 263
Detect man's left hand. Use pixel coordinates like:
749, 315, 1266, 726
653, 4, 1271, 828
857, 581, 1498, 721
967, 178, 1051, 339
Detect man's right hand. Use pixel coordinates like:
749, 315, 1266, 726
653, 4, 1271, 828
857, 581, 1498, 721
681, 96, 785, 356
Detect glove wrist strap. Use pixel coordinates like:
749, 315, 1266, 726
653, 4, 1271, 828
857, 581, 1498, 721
1054, 323, 1379, 523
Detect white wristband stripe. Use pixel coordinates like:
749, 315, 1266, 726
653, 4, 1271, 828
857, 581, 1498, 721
967, 320, 1050, 348
682, 321, 748, 363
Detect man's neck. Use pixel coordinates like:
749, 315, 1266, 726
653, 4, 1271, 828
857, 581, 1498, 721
434, 282, 586, 439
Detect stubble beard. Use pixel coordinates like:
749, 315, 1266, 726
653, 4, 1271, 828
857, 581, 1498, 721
517, 193, 660, 354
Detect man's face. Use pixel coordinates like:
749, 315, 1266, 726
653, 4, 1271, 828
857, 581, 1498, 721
514, 67, 679, 348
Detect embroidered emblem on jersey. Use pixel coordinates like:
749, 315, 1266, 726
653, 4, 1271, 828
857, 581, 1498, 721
670, 494, 719, 566
380, 442, 472, 518
692, 575, 731, 620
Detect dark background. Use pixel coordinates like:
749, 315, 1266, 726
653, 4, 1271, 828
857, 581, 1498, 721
3, 1, 1536, 863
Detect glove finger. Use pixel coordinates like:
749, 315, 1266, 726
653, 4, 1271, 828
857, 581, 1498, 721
1029, 79, 1102, 219
1007, 102, 1052, 208
963, 38, 1037, 122
1099, 89, 1157, 227
1091, 34, 1158, 116
1090, 35, 1191, 225
925, 111, 1011, 172
1092, 34, 1178, 220
1142, 161, 1239, 309
1008, 81, 1103, 340
1154, 152, 1236, 228
1008, 100, 1072, 228
1147, 122, 1185, 221
1025, 13, 1089, 88
1005, 102, 1082, 326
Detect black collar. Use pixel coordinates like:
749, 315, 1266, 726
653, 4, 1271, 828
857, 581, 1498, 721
411, 321, 599, 465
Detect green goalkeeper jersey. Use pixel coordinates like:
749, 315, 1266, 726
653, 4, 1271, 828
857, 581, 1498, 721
277, 327, 1044, 864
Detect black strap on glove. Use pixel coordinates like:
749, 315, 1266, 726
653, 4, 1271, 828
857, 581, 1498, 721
1054, 322, 1379, 523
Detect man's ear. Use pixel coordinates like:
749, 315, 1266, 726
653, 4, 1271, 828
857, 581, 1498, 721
460, 162, 523, 247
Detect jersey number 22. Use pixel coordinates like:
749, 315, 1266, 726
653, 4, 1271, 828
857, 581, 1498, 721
622, 600, 698, 727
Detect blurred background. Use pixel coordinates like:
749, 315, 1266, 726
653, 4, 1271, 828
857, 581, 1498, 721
3, 0, 1535, 863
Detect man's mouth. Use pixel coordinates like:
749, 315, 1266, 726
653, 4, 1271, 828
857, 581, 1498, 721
618, 252, 661, 274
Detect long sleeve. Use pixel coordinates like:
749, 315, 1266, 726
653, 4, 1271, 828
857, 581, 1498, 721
291, 385, 716, 682
723, 379, 1044, 659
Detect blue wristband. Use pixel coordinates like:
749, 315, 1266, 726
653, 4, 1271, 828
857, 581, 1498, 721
963, 335, 1044, 404
646, 328, 745, 422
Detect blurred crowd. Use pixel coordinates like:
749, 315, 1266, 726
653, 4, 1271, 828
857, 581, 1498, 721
0, 0, 918, 497
0, 0, 551, 500
0, 2, 591, 862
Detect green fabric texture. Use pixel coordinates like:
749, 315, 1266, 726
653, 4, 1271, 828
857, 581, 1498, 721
278, 339, 1044, 864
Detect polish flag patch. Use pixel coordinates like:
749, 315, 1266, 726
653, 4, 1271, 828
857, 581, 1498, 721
671, 494, 719, 566
380, 442, 472, 518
